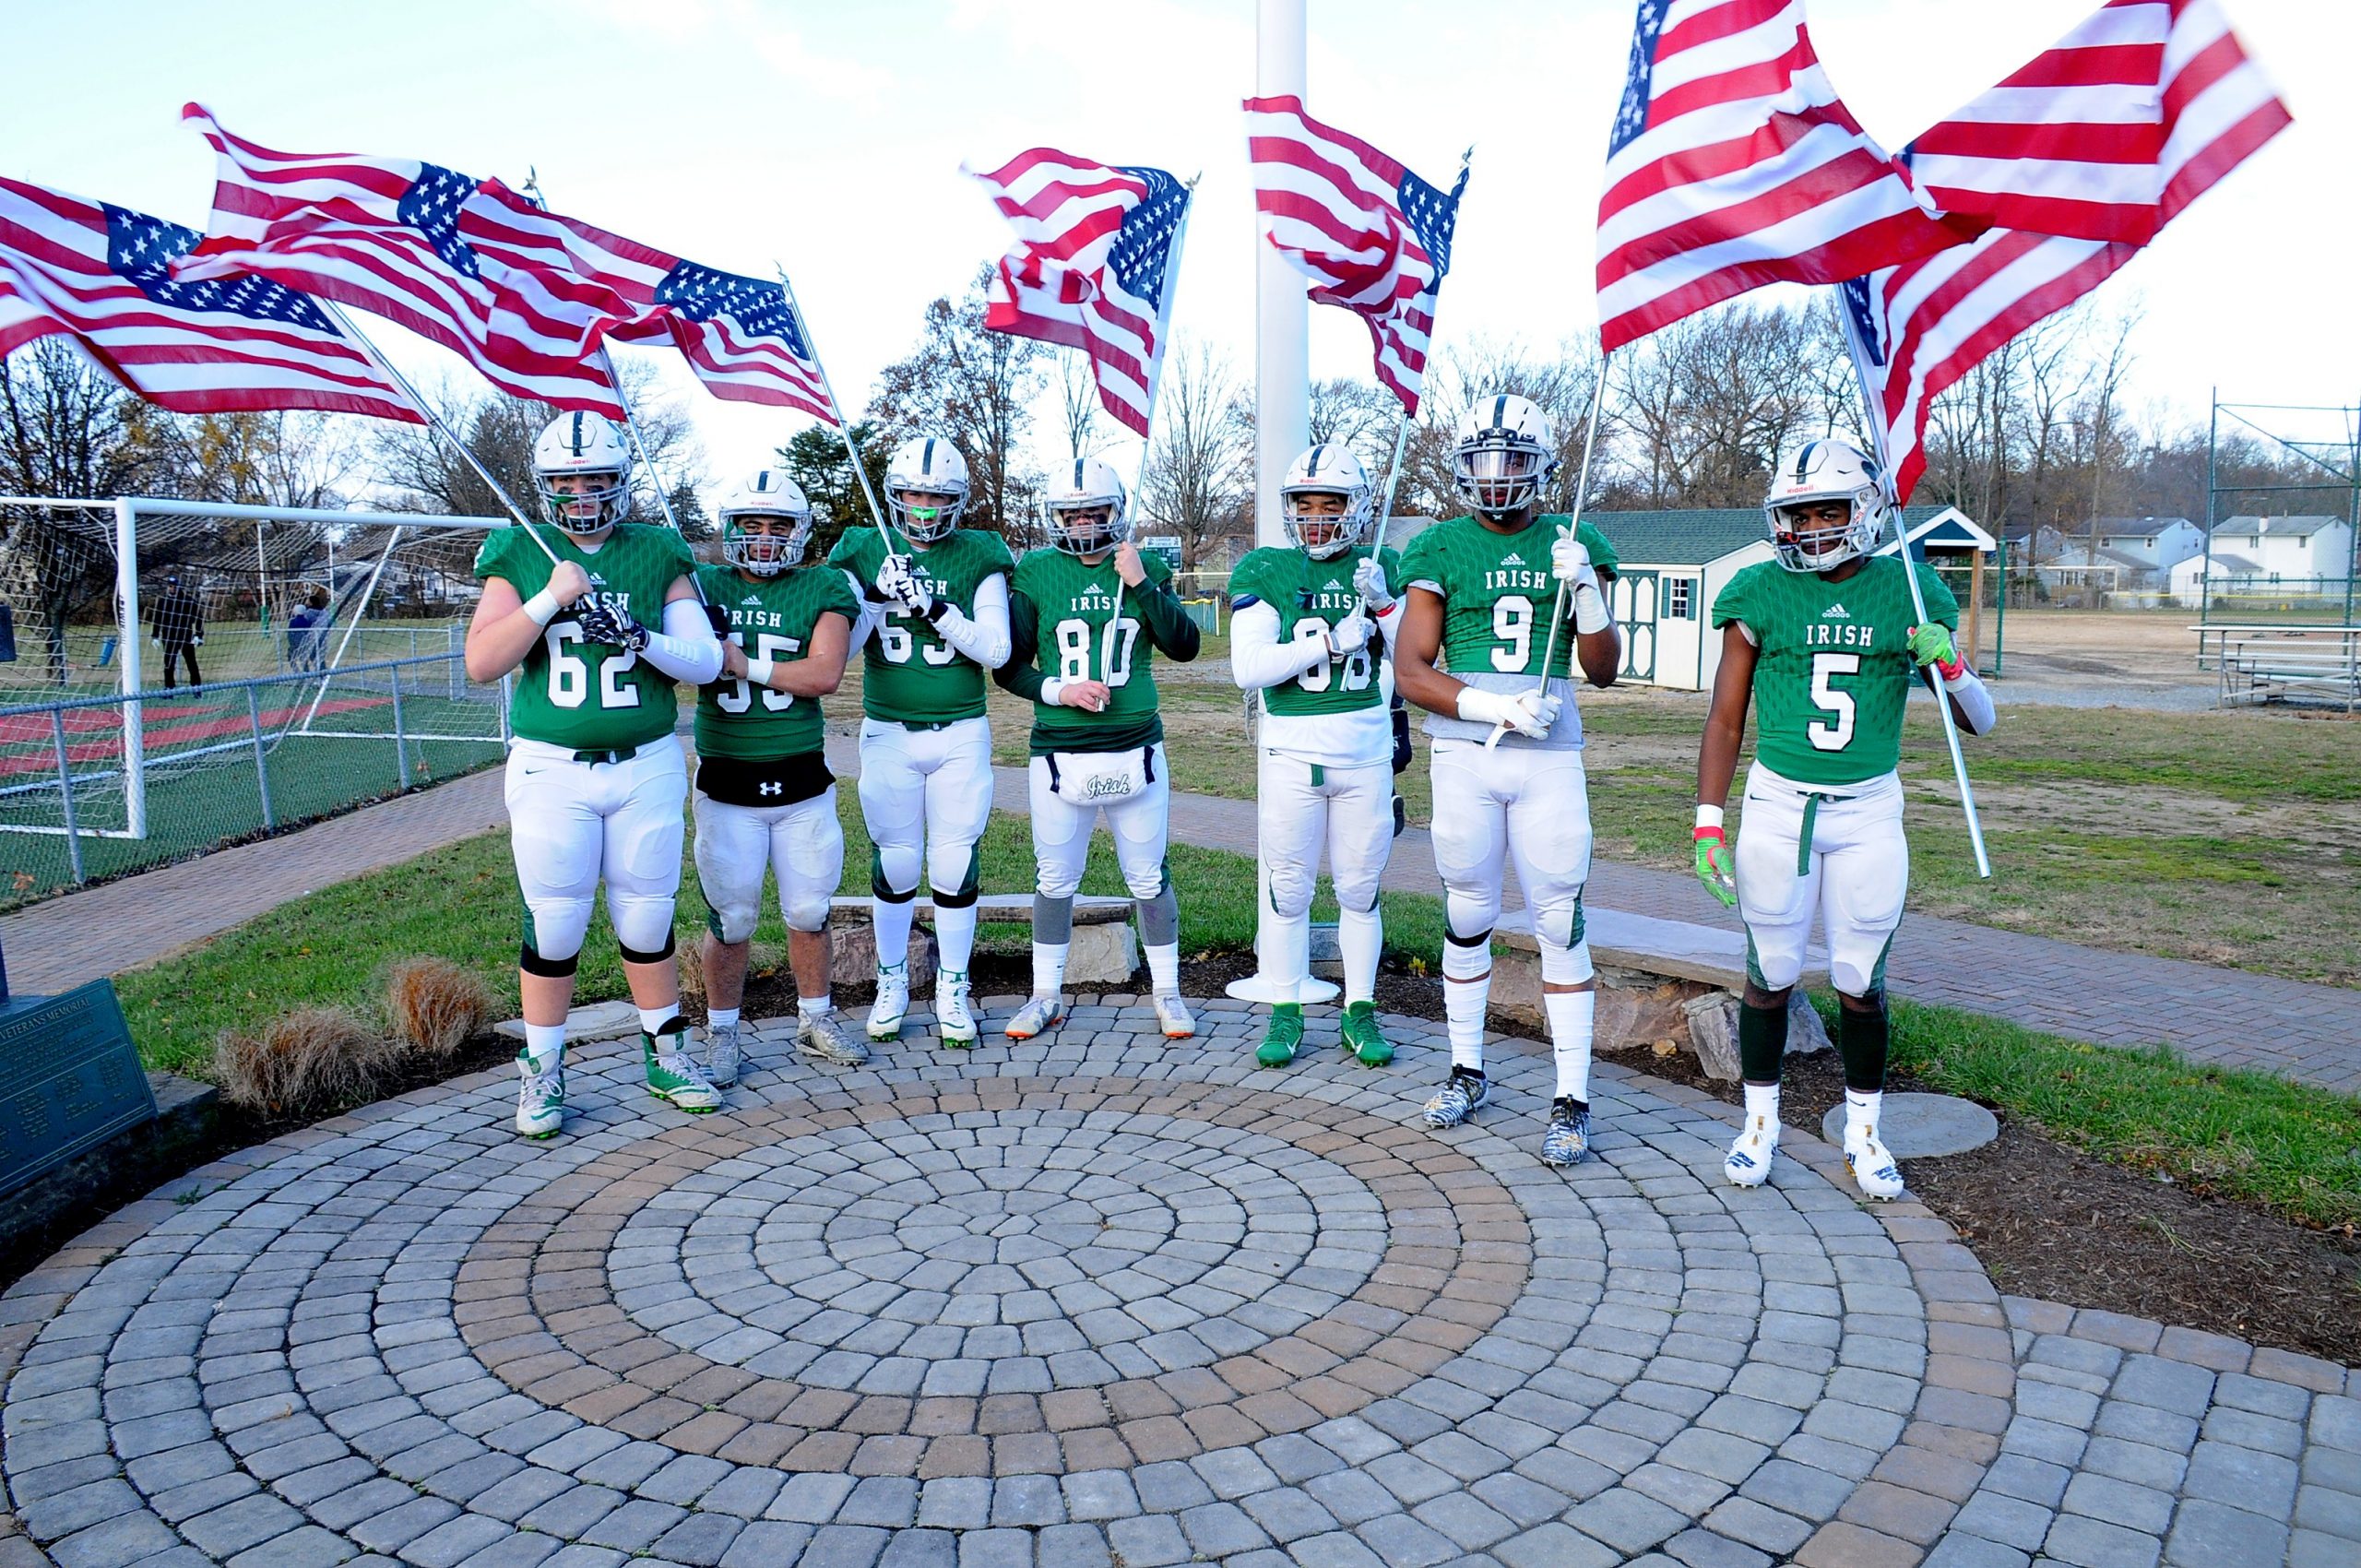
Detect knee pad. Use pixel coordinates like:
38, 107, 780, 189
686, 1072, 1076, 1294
518, 941, 578, 979
1445, 890, 1501, 946
781, 888, 831, 934
1036, 861, 1084, 901
1533, 896, 1586, 955
1537, 935, 1594, 986
519, 897, 592, 968
1267, 863, 1315, 921
928, 842, 982, 909
1332, 864, 1382, 916
705, 901, 758, 947
610, 898, 677, 959
871, 845, 919, 902
1121, 853, 1168, 903
1442, 925, 1490, 981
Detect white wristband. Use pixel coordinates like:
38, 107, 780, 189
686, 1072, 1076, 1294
1572, 583, 1612, 636
523, 589, 561, 626
1695, 803, 1724, 831
1041, 678, 1067, 707
745, 657, 776, 688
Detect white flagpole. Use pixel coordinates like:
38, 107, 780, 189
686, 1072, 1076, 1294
1486, 365, 1609, 751
1836, 291, 1992, 879
597, 345, 684, 534
771, 265, 901, 558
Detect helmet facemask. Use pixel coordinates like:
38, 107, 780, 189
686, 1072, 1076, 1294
1282, 486, 1370, 560
1769, 490, 1883, 573
722, 512, 811, 576
538, 469, 631, 535
1050, 499, 1128, 556
1453, 438, 1553, 520
890, 487, 964, 543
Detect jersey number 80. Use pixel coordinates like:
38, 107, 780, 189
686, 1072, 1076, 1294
1054, 616, 1139, 686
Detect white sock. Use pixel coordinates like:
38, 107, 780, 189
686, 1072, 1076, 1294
1267, 915, 1307, 1005
1544, 990, 1594, 1102
1743, 1081, 1781, 1128
1845, 1089, 1881, 1140
935, 904, 979, 973
1145, 942, 1181, 995
1032, 941, 1069, 1000
706, 1007, 740, 1031
874, 896, 916, 968
1442, 939, 1489, 1075
799, 993, 831, 1019
522, 1023, 566, 1071
638, 1006, 678, 1037
1337, 904, 1382, 1006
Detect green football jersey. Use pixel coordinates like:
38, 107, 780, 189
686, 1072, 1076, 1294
474, 523, 695, 751
1003, 547, 1196, 755
1712, 554, 1960, 785
1228, 545, 1401, 717
692, 563, 860, 761
1398, 513, 1620, 679
827, 528, 1014, 724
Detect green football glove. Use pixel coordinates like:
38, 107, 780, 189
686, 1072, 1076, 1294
1693, 826, 1738, 909
1906, 622, 1958, 671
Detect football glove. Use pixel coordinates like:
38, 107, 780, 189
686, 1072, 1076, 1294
1907, 623, 1964, 679
1693, 826, 1738, 909
1551, 530, 1598, 591
875, 553, 933, 618
1458, 686, 1559, 739
1328, 606, 1373, 658
1351, 555, 1396, 611
572, 600, 647, 650
702, 601, 731, 639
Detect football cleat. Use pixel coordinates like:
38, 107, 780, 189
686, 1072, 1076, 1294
1539, 1099, 1593, 1167
704, 1019, 742, 1088
1423, 1066, 1488, 1129
516, 1052, 564, 1139
644, 1031, 722, 1113
869, 963, 910, 1040
1003, 994, 1064, 1040
1152, 991, 1196, 1039
1845, 1126, 1906, 1201
1256, 1003, 1304, 1067
1339, 1000, 1394, 1066
797, 1009, 870, 1067
936, 969, 978, 1047
1725, 1113, 1779, 1188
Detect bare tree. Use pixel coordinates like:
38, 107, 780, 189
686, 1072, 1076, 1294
1055, 349, 1098, 462
866, 264, 1047, 537
1135, 339, 1252, 570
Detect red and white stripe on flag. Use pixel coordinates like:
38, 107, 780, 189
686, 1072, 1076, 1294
1596, 0, 1971, 353
174, 105, 625, 417
1904, 0, 2291, 246
966, 148, 1181, 438
1243, 96, 1465, 417
1853, 0, 2289, 505
0, 175, 418, 423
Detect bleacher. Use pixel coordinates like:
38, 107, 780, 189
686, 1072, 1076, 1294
2196, 623, 2361, 710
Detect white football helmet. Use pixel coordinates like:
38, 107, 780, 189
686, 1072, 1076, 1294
1280, 444, 1374, 560
1045, 456, 1130, 556
718, 469, 813, 576
884, 435, 970, 542
1765, 436, 1889, 572
1453, 393, 1559, 519
532, 411, 634, 533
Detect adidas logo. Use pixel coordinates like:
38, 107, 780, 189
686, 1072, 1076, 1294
1821, 604, 1852, 619
742, 594, 763, 605
1501, 552, 1525, 566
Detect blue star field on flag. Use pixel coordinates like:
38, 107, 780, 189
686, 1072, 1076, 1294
654, 262, 813, 360
1398, 162, 1466, 279
1108, 166, 1189, 315
396, 164, 481, 279
104, 205, 335, 330
1611, 0, 1674, 155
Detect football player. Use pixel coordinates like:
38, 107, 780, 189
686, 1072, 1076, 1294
828, 437, 1013, 1047
1696, 437, 1995, 1199
466, 412, 725, 1138
694, 470, 863, 1080
1395, 394, 1622, 1166
994, 457, 1203, 1040
1229, 442, 1402, 1069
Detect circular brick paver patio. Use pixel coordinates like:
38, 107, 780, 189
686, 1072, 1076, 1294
3, 999, 2355, 1568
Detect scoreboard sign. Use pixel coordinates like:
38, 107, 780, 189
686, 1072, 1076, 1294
0, 980, 155, 1198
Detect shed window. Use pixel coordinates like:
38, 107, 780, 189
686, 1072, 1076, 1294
1667, 577, 1695, 620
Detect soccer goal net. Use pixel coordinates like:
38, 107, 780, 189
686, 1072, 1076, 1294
0, 494, 513, 903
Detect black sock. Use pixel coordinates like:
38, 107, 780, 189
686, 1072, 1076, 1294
1738, 999, 1787, 1084
1838, 998, 1890, 1094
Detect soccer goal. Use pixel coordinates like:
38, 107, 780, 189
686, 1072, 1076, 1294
0, 495, 512, 897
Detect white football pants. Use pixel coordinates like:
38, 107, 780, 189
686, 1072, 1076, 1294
1736, 763, 1908, 997
1428, 741, 1593, 954
693, 787, 845, 941
855, 716, 993, 897
1026, 745, 1170, 900
1258, 752, 1392, 921
504, 737, 685, 961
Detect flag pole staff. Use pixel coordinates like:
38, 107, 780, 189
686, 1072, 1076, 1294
772, 264, 901, 558
1836, 293, 1991, 878
1363, 144, 1469, 574
1111, 176, 1199, 643
1486, 361, 1608, 751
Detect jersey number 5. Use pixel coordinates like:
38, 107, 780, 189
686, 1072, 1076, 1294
1809, 650, 1858, 751
716, 631, 801, 713
545, 624, 641, 711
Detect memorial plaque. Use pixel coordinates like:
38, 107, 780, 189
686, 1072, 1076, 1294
0, 980, 156, 1197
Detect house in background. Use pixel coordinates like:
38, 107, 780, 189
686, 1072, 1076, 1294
2077, 517, 2204, 583
2198, 516, 2354, 584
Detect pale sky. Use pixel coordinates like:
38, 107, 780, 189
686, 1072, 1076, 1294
2, 0, 2351, 500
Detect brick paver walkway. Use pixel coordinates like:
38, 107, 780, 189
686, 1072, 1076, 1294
2, 1002, 2353, 1567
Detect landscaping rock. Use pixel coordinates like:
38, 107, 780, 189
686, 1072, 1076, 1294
1821, 1092, 1999, 1158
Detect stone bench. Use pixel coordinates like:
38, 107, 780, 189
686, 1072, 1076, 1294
825, 894, 1138, 989
1492, 908, 1831, 1079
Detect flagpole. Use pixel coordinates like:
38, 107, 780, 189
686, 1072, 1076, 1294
1359, 147, 1468, 599
1112, 179, 1198, 670
772, 265, 901, 558
1837, 291, 1991, 878
598, 345, 684, 534
1488, 363, 1608, 751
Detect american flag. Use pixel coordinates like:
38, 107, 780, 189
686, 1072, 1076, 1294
967, 149, 1191, 438
1596, 0, 1972, 354
1903, 0, 2290, 246
1243, 96, 1465, 416
1845, 0, 2288, 504
0, 175, 418, 423
175, 104, 627, 417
